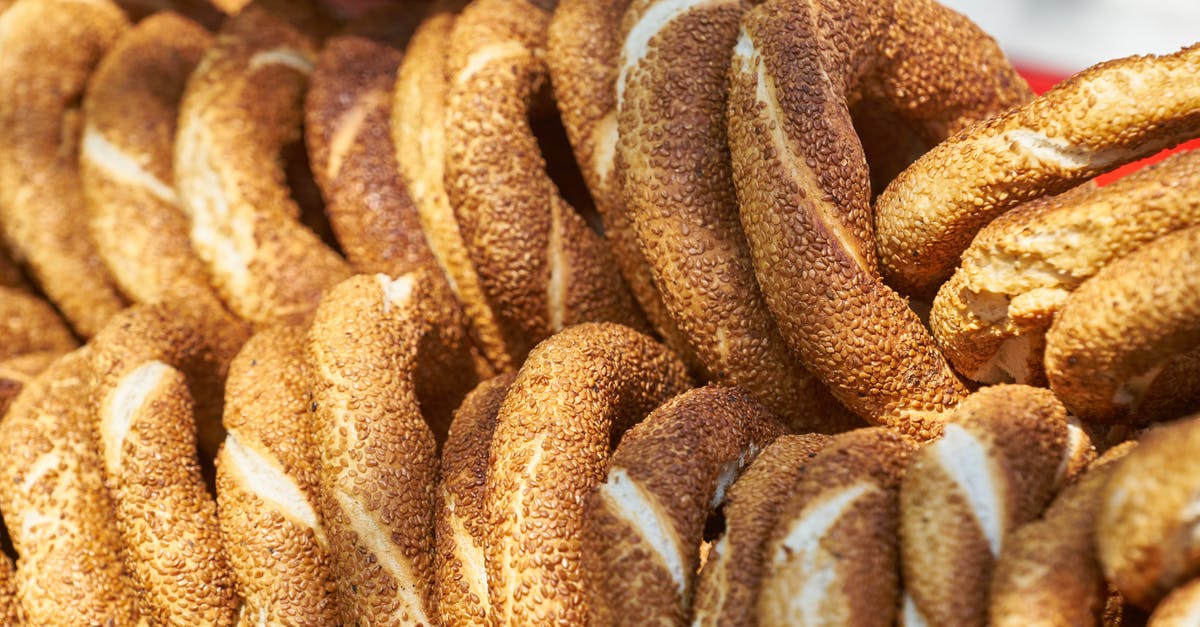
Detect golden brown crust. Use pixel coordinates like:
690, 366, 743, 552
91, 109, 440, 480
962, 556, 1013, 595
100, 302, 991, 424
989, 443, 1135, 627
215, 326, 337, 625
583, 385, 785, 625
444, 0, 646, 365
175, 0, 350, 327
691, 433, 832, 627
547, 0, 702, 374
0, 351, 63, 420
82, 12, 237, 328
0, 0, 130, 337
727, 0, 1024, 433
393, 5, 515, 372
306, 16, 435, 277
1046, 225, 1200, 423
899, 385, 1071, 627
307, 271, 483, 625
0, 287, 77, 363
618, 0, 858, 433
1149, 578, 1200, 627
756, 428, 916, 626
0, 553, 17, 626
485, 322, 692, 624
435, 372, 515, 627
877, 43, 1200, 294
933, 150, 1200, 386
1098, 414, 1200, 610
0, 348, 140, 625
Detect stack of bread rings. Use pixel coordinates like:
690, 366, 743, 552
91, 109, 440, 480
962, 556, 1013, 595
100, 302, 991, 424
0, 0, 1198, 623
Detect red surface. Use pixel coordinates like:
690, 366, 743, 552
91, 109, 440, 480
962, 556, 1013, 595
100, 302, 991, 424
1016, 65, 1200, 185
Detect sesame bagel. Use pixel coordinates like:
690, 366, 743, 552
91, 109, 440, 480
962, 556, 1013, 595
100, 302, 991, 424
547, 0, 700, 373
727, 0, 1031, 434
756, 428, 916, 626
435, 372, 515, 627
899, 385, 1072, 627
305, 12, 433, 277
1097, 413, 1200, 610
1045, 225, 1200, 423
989, 442, 1134, 627
443, 0, 646, 365
307, 271, 484, 625
90, 309, 240, 625
691, 433, 832, 627
617, 0, 858, 433
175, 0, 351, 327
932, 149, 1200, 385
215, 326, 337, 626
0, 348, 139, 625
0, 351, 64, 419
81, 12, 239, 328
0, 287, 77, 363
0, 0, 129, 337
0, 556, 15, 627
1149, 578, 1200, 627
877, 43, 1200, 294
583, 384, 785, 625
392, 3, 514, 371
485, 322, 691, 624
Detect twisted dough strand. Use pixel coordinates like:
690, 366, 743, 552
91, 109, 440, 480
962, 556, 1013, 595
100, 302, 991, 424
0, 0, 129, 336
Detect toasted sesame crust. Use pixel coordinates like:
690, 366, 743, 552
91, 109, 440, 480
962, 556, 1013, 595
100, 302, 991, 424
0, 351, 63, 419
215, 326, 338, 625
0, 0, 130, 337
877, 43, 1200, 294
175, 0, 351, 327
444, 0, 646, 365
583, 384, 785, 625
726, 0, 1026, 432
485, 322, 692, 624
0, 287, 78, 363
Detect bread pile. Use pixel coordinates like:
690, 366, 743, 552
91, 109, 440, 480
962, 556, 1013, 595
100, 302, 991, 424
0, 0, 1197, 624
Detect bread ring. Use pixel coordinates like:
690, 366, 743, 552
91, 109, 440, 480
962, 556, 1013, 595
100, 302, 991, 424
0, 241, 28, 291
443, 0, 646, 364
755, 427, 916, 625
82, 12, 243, 331
485, 322, 691, 624
0, 348, 139, 625
393, 4, 519, 372
435, 372, 515, 627
1097, 413, 1200, 610
307, 271, 485, 625
305, 14, 435, 277
583, 384, 785, 625
1149, 578, 1200, 627
215, 326, 337, 625
0, 554, 15, 627
0, 287, 77, 363
0, 0, 129, 337
899, 384, 1073, 627
932, 149, 1200, 385
1045, 225, 1200, 423
726, 0, 1030, 433
0, 351, 64, 420
175, 0, 351, 327
989, 442, 1134, 627
877, 43, 1200, 294
547, 0, 701, 374
691, 433, 832, 627
617, 0, 859, 433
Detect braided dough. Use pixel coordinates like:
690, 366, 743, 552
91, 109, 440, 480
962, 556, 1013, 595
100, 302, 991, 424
0, 0, 129, 337
215, 326, 336, 625
932, 149, 1200, 385
583, 385, 784, 625
726, 0, 1029, 434
176, 0, 350, 327
0, 348, 139, 625
877, 43, 1200, 294
691, 433, 832, 627
307, 271, 484, 625
485, 322, 691, 624
444, 0, 645, 364
393, 4, 514, 371
435, 372, 515, 627
900, 385, 1075, 627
